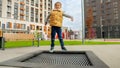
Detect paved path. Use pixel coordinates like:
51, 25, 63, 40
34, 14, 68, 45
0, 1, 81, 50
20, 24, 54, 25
0, 45, 120, 68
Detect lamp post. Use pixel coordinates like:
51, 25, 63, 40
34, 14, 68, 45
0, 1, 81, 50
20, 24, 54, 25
81, 0, 85, 45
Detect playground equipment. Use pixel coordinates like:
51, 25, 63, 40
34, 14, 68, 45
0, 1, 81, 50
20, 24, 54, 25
0, 51, 109, 68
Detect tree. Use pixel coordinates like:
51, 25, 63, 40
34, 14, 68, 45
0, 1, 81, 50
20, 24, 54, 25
86, 7, 94, 39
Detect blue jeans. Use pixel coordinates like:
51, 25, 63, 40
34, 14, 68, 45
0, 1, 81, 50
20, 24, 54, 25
51, 26, 64, 48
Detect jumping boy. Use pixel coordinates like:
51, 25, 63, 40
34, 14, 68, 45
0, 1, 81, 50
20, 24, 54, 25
45, 2, 73, 52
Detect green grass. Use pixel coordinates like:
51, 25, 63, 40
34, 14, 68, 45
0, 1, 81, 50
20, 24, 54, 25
5, 40, 120, 48
85, 41, 120, 45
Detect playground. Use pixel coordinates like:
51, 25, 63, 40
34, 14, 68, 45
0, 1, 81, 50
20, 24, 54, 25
0, 45, 120, 68
0, 0, 120, 68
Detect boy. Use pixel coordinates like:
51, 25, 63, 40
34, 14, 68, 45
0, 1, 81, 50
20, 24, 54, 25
45, 2, 73, 52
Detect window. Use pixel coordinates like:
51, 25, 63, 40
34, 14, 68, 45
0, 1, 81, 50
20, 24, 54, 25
20, 15, 24, 20
15, 0, 19, 1
7, 0, 12, 6
44, 0, 46, 9
48, 3, 51, 11
0, 6, 2, 17
20, 10, 24, 14
31, 0, 34, 6
107, 0, 111, 2
2, 24, 5, 29
26, 0, 29, 4
14, 3, 18, 19
114, 13, 118, 19
14, 23, 17, 29
115, 26, 119, 31
113, 2, 118, 8
101, 0, 103, 3
114, 19, 118, 23
40, 0, 42, 2
0, 21, 1, 28
93, 6, 96, 11
30, 25, 35, 30
40, 13, 42, 23
35, 9, 38, 23
0, 0, 2, 17
7, 6, 11, 12
7, 22, 12, 28
44, 11, 46, 22
35, 0, 39, 7
20, 0, 24, 2
93, 12, 97, 16
26, 6, 29, 21
0, 0, 2, 4
21, 24, 26, 29
114, 8, 118, 14
31, 7, 34, 22
7, 12, 11, 18
0, 9, 2, 17
20, 4, 24, 8
114, 10, 118, 14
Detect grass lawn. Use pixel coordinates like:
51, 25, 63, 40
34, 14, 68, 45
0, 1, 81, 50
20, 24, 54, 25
5, 40, 120, 48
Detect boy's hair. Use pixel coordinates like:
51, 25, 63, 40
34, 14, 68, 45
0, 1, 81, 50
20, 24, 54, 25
55, 2, 62, 6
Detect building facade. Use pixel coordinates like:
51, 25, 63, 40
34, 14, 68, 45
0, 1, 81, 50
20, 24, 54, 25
84, 0, 120, 38
0, 0, 52, 37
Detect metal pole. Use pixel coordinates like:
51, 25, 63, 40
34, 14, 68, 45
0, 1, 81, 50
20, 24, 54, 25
32, 39, 34, 46
2, 37, 5, 50
37, 38, 40, 47
100, 17, 103, 38
81, 0, 85, 45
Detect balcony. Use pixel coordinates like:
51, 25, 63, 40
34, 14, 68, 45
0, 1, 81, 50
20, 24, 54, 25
9, 22, 12, 28
40, 3, 42, 5
20, 13, 24, 16
40, 17, 42, 20
20, 2, 25, 5
30, 24, 35, 30
40, 9, 42, 11
40, 0, 42, 2
20, 18, 25, 21
20, 7, 25, 10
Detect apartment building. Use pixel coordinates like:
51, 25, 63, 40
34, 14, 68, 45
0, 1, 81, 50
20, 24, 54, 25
0, 0, 52, 37
84, 0, 120, 38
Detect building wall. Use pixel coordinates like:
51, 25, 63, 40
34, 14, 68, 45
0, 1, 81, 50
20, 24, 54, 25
84, 0, 120, 38
0, 0, 52, 37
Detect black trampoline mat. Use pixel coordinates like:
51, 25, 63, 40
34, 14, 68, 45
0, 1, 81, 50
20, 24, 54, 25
22, 52, 92, 66
0, 51, 109, 68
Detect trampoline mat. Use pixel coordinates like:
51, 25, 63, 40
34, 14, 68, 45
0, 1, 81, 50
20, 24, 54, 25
22, 53, 92, 66
0, 51, 109, 68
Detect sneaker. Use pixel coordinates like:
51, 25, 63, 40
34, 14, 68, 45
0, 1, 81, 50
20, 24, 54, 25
62, 47, 67, 51
49, 48, 54, 53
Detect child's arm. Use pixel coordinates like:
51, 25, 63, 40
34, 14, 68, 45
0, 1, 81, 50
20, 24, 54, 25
45, 14, 51, 25
63, 13, 73, 21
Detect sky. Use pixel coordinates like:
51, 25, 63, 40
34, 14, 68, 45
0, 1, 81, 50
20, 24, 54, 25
53, 0, 82, 31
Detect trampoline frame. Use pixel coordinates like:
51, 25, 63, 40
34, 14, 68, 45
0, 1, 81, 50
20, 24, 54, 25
0, 50, 109, 68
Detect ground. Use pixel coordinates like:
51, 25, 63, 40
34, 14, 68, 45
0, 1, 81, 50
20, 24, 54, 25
0, 45, 120, 68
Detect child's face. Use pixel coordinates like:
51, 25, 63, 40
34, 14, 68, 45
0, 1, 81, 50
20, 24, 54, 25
55, 3, 61, 9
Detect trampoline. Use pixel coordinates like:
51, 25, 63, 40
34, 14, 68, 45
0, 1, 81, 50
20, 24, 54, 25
0, 51, 109, 68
